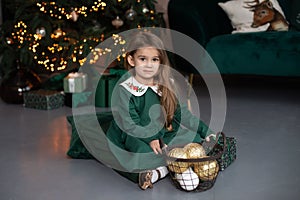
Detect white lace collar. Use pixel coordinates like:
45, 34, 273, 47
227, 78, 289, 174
120, 77, 160, 96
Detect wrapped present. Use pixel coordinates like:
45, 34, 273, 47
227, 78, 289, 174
64, 91, 92, 107
207, 135, 237, 171
95, 69, 127, 107
63, 72, 87, 93
95, 68, 129, 107
66, 111, 114, 159
95, 74, 118, 107
23, 89, 64, 110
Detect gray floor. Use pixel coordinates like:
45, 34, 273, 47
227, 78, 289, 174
1, 76, 300, 200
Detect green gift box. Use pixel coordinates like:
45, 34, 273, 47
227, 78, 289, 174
207, 134, 237, 171
217, 136, 237, 171
66, 112, 114, 159
63, 72, 87, 93
95, 69, 127, 107
23, 89, 65, 110
95, 74, 119, 107
64, 91, 92, 108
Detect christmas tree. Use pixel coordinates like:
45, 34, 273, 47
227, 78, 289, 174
0, 0, 165, 78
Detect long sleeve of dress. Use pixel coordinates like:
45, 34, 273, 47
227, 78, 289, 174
173, 103, 214, 139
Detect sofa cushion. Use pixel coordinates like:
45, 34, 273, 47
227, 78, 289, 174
218, 0, 286, 33
206, 31, 300, 76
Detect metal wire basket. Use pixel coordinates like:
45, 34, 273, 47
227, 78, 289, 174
163, 132, 226, 192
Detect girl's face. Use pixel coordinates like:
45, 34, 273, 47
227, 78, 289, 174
127, 47, 160, 85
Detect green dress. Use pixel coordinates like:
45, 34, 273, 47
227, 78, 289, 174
106, 76, 214, 182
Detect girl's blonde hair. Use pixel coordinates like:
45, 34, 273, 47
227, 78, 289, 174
125, 31, 177, 127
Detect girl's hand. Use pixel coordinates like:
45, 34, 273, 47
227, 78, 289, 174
205, 134, 216, 142
150, 139, 162, 155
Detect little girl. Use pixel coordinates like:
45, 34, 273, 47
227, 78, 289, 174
106, 31, 215, 190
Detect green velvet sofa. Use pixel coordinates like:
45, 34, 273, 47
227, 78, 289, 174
168, 0, 300, 77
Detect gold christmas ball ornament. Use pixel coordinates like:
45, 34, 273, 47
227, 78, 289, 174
168, 147, 187, 158
184, 143, 206, 159
167, 148, 189, 173
194, 159, 219, 181
112, 16, 124, 29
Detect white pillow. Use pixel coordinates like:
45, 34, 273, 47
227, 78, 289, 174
218, 0, 286, 33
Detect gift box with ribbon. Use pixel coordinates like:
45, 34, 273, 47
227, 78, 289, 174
63, 72, 87, 93
23, 89, 65, 110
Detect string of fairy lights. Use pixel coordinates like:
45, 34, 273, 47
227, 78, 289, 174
36, 0, 107, 20
6, 0, 157, 72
